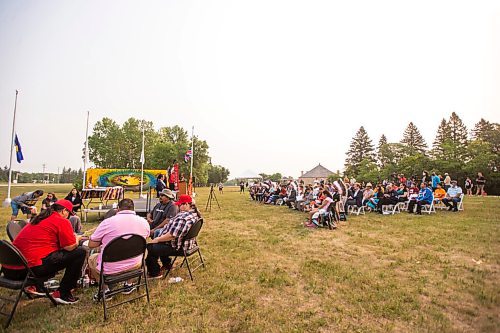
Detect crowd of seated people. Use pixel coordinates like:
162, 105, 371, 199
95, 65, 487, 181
249, 170, 465, 227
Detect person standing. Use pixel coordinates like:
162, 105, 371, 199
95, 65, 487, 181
443, 173, 451, 191
218, 182, 224, 194
239, 181, 245, 193
475, 172, 486, 196
464, 177, 473, 196
155, 174, 167, 198
10, 189, 44, 221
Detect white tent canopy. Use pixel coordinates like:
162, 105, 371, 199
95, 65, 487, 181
236, 170, 262, 180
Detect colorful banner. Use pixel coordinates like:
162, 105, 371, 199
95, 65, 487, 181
85, 168, 166, 191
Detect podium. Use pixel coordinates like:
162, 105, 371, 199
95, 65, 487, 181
178, 181, 188, 195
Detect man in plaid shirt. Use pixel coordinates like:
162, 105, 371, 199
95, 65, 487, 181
145, 194, 200, 278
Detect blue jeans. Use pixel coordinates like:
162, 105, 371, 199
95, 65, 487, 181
10, 202, 20, 216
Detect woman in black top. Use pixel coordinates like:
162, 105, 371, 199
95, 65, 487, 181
64, 188, 83, 212
41, 192, 58, 211
475, 172, 486, 196
155, 174, 166, 198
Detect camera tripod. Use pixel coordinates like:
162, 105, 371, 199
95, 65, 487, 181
205, 184, 221, 212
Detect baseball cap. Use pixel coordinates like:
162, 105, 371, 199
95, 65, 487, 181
175, 194, 192, 206
54, 199, 74, 215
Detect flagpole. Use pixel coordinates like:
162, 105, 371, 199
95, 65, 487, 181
82, 111, 90, 189
3, 90, 18, 207
190, 126, 194, 181
140, 126, 145, 197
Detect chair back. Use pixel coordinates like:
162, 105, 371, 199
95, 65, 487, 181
183, 218, 204, 242
0, 240, 29, 269
6, 222, 23, 242
101, 234, 146, 263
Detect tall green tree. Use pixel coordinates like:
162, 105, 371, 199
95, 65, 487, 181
447, 112, 469, 160
207, 165, 230, 185
431, 118, 450, 158
345, 126, 375, 176
472, 119, 500, 155
376, 134, 388, 168
400, 122, 427, 156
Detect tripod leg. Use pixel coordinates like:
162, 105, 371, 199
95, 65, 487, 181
212, 190, 221, 209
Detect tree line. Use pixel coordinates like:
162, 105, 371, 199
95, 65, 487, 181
0, 166, 83, 184
344, 112, 500, 194
87, 118, 230, 185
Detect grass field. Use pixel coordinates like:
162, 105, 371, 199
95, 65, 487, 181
0, 184, 498, 332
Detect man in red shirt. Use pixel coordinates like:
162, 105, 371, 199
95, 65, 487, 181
3, 199, 85, 305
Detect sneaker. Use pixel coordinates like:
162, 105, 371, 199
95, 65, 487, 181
93, 289, 113, 301
25, 285, 46, 297
51, 290, 79, 305
121, 283, 136, 295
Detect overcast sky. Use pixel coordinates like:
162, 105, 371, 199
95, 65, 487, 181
1, 0, 499, 178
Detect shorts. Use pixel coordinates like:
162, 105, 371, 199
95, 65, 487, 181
11, 202, 20, 216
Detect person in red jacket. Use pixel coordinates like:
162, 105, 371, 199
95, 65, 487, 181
2, 199, 85, 305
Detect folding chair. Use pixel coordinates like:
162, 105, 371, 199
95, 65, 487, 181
456, 193, 465, 211
421, 195, 436, 214
6, 221, 24, 242
163, 219, 205, 281
434, 198, 447, 210
0, 240, 57, 329
97, 234, 150, 320
348, 205, 365, 215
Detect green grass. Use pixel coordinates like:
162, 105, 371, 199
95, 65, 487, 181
0, 184, 498, 332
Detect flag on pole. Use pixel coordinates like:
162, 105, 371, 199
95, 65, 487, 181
184, 149, 192, 163
140, 147, 145, 164
14, 134, 23, 163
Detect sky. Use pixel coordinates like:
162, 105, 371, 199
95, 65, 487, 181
0, 0, 499, 179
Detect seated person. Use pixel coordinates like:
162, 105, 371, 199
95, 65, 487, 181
367, 185, 383, 210
41, 192, 57, 211
362, 183, 374, 206
285, 187, 297, 208
407, 182, 420, 200
376, 184, 399, 213
433, 183, 446, 202
87, 198, 150, 300
441, 180, 463, 212
145, 195, 201, 279
344, 183, 363, 213
407, 182, 433, 215
10, 189, 44, 221
396, 183, 409, 202
306, 190, 334, 227
2, 199, 85, 304
147, 189, 178, 238
64, 188, 83, 213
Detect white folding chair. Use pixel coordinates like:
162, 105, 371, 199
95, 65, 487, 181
421, 194, 436, 214
456, 193, 465, 211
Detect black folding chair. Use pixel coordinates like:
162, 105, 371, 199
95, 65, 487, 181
97, 234, 150, 320
163, 218, 205, 281
0, 240, 57, 328
6, 221, 24, 242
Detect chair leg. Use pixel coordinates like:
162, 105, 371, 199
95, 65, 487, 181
4, 288, 24, 329
143, 269, 150, 303
197, 250, 205, 268
162, 256, 178, 279
184, 255, 194, 281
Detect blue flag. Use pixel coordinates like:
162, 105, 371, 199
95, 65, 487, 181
14, 134, 24, 163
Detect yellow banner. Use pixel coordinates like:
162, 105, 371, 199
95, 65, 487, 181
86, 168, 166, 190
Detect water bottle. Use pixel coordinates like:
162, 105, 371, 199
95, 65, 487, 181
168, 277, 183, 284
83, 274, 90, 288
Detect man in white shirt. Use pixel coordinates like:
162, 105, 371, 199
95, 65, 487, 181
441, 180, 462, 212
